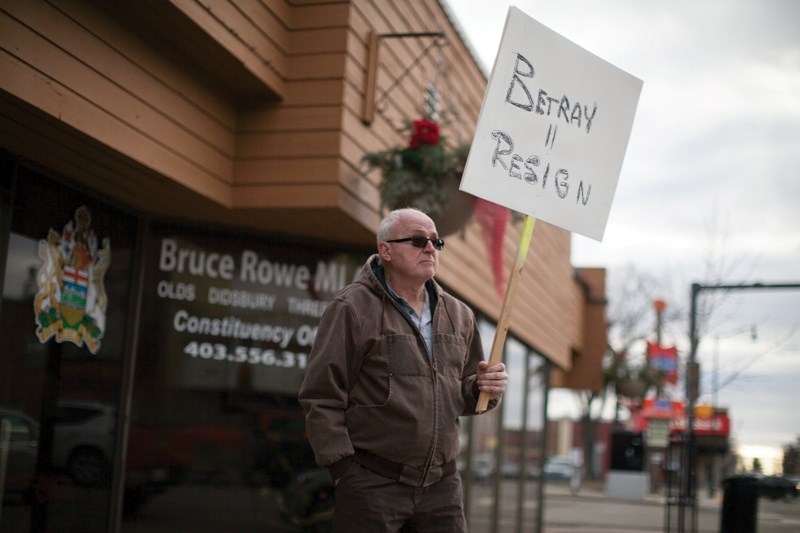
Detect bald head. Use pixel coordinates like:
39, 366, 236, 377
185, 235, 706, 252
377, 208, 436, 246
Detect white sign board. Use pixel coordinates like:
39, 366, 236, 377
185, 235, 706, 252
460, 6, 643, 241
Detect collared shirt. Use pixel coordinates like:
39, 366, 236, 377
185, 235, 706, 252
385, 284, 433, 358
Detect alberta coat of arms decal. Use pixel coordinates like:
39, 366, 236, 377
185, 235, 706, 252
34, 205, 111, 354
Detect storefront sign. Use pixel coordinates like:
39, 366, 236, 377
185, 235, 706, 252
460, 6, 642, 241
639, 399, 731, 438
670, 413, 731, 437
34, 205, 111, 354
642, 397, 683, 419
144, 229, 365, 395
646, 418, 670, 448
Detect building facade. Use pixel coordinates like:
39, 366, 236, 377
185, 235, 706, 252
0, 1, 606, 531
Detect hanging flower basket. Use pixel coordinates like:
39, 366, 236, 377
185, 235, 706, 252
615, 378, 650, 399
431, 172, 476, 236
363, 117, 474, 236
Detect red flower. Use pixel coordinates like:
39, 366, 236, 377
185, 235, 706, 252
409, 118, 440, 148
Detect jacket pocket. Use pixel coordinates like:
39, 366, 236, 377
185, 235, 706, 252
432, 334, 467, 377
388, 334, 429, 376
348, 334, 427, 407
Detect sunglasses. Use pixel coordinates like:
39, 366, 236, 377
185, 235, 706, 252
385, 236, 445, 251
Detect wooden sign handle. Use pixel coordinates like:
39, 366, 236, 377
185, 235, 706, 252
475, 215, 536, 413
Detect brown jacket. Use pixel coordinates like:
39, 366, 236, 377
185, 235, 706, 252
298, 255, 495, 487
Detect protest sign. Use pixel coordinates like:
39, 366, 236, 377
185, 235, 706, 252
472, 7, 642, 412
461, 6, 642, 241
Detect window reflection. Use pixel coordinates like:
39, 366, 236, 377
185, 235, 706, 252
1, 167, 134, 533
119, 225, 359, 531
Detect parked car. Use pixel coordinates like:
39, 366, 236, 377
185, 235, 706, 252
0, 408, 39, 497
543, 457, 575, 481
52, 401, 116, 487
1, 401, 116, 491
473, 458, 496, 482
758, 475, 799, 501
500, 460, 520, 478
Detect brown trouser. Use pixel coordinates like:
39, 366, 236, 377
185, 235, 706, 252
333, 462, 467, 532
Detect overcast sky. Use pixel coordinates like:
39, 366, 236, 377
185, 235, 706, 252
446, 0, 800, 468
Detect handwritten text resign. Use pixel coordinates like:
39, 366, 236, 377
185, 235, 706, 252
490, 130, 592, 205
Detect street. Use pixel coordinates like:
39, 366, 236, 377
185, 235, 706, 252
465, 478, 800, 532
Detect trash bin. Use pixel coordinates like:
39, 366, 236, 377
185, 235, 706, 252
720, 475, 760, 532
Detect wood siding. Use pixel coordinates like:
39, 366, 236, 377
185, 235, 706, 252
552, 268, 608, 391
0, 0, 606, 370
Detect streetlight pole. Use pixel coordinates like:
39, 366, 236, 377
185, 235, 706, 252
675, 281, 800, 532
678, 283, 701, 533
654, 299, 667, 344
712, 335, 719, 409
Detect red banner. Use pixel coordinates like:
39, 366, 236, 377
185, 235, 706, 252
647, 342, 678, 384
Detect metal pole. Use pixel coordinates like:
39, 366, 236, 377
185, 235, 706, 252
489, 343, 508, 533
515, 350, 532, 533
677, 280, 800, 532
684, 283, 701, 531
654, 299, 666, 344
463, 415, 475, 525
712, 336, 719, 409
0, 420, 9, 527
534, 360, 551, 533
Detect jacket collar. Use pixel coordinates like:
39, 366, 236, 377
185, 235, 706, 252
366, 255, 439, 310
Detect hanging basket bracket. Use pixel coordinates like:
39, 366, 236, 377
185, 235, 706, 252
362, 31, 446, 125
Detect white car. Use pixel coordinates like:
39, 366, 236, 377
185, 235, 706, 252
1, 401, 116, 491
52, 401, 116, 487
543, 457, 575, 481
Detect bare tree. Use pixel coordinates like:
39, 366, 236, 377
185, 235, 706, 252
570, 209, 778, 482
572, 263, 682, 480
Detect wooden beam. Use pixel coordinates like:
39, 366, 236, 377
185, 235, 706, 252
361, 31, 380, 124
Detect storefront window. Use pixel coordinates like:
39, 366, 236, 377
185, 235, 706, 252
122, 222, 366, 532
0, 163, 137, 532
462, 319, 548, 529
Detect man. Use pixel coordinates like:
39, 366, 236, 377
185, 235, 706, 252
299, 208, 508, 532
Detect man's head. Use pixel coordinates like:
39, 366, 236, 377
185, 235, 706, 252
377, 208, 443, 284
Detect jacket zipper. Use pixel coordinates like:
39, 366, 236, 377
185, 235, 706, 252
388, 293, 440, 486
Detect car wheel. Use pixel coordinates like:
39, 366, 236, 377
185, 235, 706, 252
67, 447, 109, 487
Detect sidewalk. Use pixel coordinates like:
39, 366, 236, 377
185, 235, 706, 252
541, 481, 723, 532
